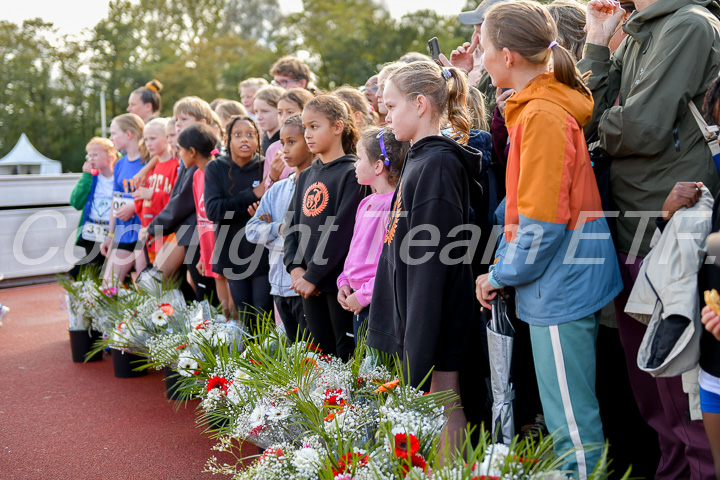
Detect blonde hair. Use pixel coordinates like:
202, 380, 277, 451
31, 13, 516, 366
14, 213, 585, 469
546, 0, 588, 62
333, 86, 373, 131
467, 87, 489, 131
483, 0, 591, 96
238, 77, 269, 94
86, 137, 118, 165
143, 117, 168, 136
388, 62, 471, 144
215, 100, 247, 122
112, 113, 150, 162
254, 86, 284, 108
377, 62, 405, 87
173, 96, 216, 124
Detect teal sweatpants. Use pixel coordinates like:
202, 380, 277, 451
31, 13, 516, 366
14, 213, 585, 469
529, 312, 605, 479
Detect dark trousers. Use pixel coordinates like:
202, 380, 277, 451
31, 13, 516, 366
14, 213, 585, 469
616, 253, 714, 480
228, 274, 273, 331
185, 246, 216, 303
353, 308, 369, 346
274, 295, 306, 342
68, 239, 105, 279
302, 293, 354, 361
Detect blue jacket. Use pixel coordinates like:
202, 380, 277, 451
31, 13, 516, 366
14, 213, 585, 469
246, 175, 298, 297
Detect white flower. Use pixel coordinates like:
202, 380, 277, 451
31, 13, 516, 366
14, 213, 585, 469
291, 446, 319, 470
249, 405, 266, 428
151, 309, 168, 327
266, 406, 291, 422
177, 355, 198, 377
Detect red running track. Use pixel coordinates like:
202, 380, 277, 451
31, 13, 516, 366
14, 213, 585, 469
0, 283, 257, 479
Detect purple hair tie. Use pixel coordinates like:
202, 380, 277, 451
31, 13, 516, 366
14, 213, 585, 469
441, 68, 452, 80
548, 40, 559, 50
376, 129, 390, 166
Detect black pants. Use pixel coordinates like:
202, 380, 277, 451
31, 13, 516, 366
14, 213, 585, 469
274, 295, 306, 342
69, 239, 105, 279
302, 293, 354, 361
352, 307, 369, 347
185, 245, 216, 303
228, 274, 273, 331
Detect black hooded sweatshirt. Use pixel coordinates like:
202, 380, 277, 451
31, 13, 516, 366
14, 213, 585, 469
204, 154, 269, 279
283, 155, 369, 293
367, 135, 480, 388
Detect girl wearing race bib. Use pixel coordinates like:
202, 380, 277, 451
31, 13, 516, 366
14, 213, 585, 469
68, 137, 117, 279
101, 113, 149, 286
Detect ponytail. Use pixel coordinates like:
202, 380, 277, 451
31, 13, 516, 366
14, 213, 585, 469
443, 66, 471, 144
387, 61, 472, 144
112, 113, 150, 163
550, 43, 592, 97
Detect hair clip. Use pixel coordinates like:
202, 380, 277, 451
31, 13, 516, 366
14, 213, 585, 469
210, 148, 219, 156
376, 129, 391, 166
441, 68, 452, 81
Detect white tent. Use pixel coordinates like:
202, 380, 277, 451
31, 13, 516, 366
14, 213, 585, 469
0, 133, 62, 175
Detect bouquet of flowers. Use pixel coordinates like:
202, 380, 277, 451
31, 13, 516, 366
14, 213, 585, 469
58, 268, 103, 331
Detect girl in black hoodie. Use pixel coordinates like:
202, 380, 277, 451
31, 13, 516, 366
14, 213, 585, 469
366, 62, 480, 451
284, 95, 368, 361
204, 116, 273, 325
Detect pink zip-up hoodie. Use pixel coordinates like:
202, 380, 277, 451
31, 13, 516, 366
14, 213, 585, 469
337, 191, 394, 307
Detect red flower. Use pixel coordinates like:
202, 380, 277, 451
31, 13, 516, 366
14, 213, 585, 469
159, 303, 174, 316
249, 359, 262, 365
400, 454, 427, 476
394, 433, 420, 459
206, 376, 229, 395
117, 321, 127, 331
307, 342, 322, 353
324, 388, 346, 407
319, 354, 332, 362
333, 451, 370, 475
195, 320, 210, 330
175, 342, 189, 350
259, 446, 284, 462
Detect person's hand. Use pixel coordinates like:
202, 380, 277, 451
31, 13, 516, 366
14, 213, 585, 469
661, 182, 703, 220
344, 293, 364, 315
279, 223, 285, 235
133, 165, 150, 186
138, 227, 148, 243
248, 201, 260, 216
496, 88, 515, 119
292, 277, 318, 299
475, 273, 499, 309
702, 305, 720, 341
100, 236, 113, 257
268, 150, 285, 183
586, 0, 626, 47
82, 159, 93, 174
132, 186, 152, 201
259, 212, 272, 224
337, 285, 352, 307
196, 261, 205, 276
446, 35, 480, 73
114, 203, 136, 221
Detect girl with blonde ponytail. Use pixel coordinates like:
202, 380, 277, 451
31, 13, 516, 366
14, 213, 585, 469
366, 60, 482, 453
101, 113, 149, 286
475, 1, 620, 476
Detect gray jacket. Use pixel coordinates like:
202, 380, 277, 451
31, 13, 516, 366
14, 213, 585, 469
625, 188, 714, 419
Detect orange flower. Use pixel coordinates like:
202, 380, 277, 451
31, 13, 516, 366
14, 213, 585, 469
159, 303, 174, 316
374, 379, 400, 393
286, 387, 300, 395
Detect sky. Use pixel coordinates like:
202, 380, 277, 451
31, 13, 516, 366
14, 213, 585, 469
1, 0, 469, 37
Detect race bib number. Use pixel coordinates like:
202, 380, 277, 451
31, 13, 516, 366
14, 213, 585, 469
112, 192, 133, 218
81, 220, 109, 242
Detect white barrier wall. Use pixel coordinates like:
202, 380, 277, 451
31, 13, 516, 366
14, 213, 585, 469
0, 175, 85, 279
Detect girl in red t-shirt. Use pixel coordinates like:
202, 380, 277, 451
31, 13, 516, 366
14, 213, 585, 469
134, 118, 178, 263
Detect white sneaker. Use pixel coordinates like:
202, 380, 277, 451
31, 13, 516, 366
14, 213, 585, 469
0, 304, 9, 326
